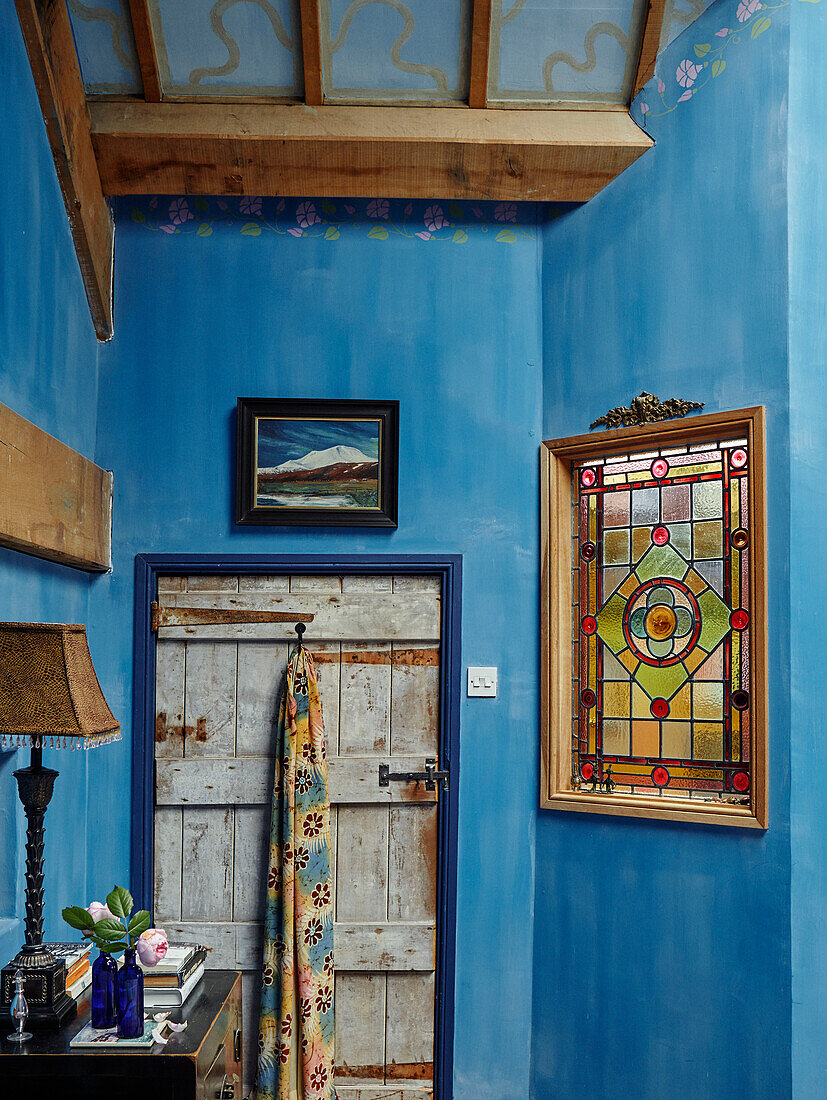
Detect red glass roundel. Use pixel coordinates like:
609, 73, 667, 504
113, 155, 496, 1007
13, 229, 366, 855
731, 528, 749, 550
650, 697, 670, 719
581, 762, 594, 781
651, 458, 670, 479
652, 766, 670, 787
732, 690, 750, 710
730, 609, 750, 631
581, 468, 597, 488
581, 688, 597, 709
732, 771, 750, 793
581, 542, 596, 562
652, 526, 670, 546
731, 448, 748, 469
581, 615, 597, 636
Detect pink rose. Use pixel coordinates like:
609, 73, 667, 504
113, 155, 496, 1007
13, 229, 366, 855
86, 902, 114, 923
135, 928, 169, 967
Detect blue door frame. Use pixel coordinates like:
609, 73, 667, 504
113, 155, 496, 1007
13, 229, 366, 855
133, 552, 461, 1099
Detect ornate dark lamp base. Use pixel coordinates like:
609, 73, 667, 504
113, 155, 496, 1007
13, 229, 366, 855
0, 748, 76, 1029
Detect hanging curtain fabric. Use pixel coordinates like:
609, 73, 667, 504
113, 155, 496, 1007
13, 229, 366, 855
252, 643, 336, 1100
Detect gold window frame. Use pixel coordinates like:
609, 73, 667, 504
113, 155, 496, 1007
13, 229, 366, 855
540, 407, 768, 828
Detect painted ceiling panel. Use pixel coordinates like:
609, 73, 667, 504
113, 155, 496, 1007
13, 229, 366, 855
149, 0, 302, 97
67, 0, 142, 93
319, 0, 471, 101
490, 0, 647, 104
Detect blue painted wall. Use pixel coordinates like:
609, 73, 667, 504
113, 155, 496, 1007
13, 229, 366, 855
0, 6, 105, 960
789, 3, 827, 1097
94, 203, 542, 1100
535, 3, 792, 1098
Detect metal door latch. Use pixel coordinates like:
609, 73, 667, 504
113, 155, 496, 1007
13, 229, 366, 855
378, 757, 449, 791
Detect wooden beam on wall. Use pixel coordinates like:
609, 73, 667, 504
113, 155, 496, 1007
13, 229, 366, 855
468, 0, 493, 109
299, 0, 324, 106
15, 0, 114, 340
631, 0, 668, 100
89, 101, 653, 202
126, 0, 163, 102
0, 403, 112, 572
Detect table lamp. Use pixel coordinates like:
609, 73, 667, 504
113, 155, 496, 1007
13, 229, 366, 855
0, 623, 120, 1027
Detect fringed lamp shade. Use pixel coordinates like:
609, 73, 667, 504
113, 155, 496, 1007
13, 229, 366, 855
0, 623, 120, 749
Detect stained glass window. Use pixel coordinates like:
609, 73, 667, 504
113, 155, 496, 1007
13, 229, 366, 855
541, 409, 767, 826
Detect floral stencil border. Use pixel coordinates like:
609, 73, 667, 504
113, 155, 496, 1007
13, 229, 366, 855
634, 0, 820, 121
126, 196, 537, 243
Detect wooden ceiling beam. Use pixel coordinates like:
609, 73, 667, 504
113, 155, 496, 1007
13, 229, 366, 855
632, 0, 668, 100
126, 0, 163, 102
15, 0, 114, 340
468, 0, 493, 109
89, 101, 652, 203
299, 0, 324, 106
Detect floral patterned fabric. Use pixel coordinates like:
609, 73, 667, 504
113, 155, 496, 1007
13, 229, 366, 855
251, 645, 336, 1100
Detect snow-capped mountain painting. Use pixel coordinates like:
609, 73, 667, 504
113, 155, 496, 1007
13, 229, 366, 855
255, 417, 381, 509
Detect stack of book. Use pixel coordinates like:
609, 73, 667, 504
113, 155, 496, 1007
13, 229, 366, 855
43, 942, 93, 1001
141, 944, 207, 1009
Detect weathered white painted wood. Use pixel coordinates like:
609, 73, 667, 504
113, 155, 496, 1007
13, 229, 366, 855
183, 640, 237, 756
156, 593, 440, 642
241, 970, 262, 1096
153, 807, 182, 923
236, 642, 287, 756
340, 643, 390, 755
239, 575, 289, 591
156, 756, 438, 805
392, 575, 441, 593
342, 575, 393, 593
311, 642, 341, 755
385, 973, 435, 1082
336, 1089, 432, 1100
181, 807, 233, 921
388, 806, 437, 922
155, 640, 185, 759
187, 575, 239, 590
233, 804, 271, 922
335, 973, 386, 1084
157, 575, 186, 592
336, 805, 389, 922
390, 648, 439, 755
163, 921, 434, 970
290, 575, 342, 592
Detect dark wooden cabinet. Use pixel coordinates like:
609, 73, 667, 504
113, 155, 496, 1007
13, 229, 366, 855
0, 970, 242, 1100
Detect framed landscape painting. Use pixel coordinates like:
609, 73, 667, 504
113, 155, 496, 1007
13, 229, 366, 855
236, 398, 399, 526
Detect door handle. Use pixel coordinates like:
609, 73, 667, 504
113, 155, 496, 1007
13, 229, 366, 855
378, 757, 448, 791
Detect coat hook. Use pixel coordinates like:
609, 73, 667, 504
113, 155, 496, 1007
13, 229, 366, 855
295, 622, 306, 646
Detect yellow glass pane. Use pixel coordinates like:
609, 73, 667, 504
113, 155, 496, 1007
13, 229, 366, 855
603, 473, 626, 485
632, 527, 650, 563
603, 719, 630, 755
632, 683, 650, 718
683, 646, 709, 674
618, 648, 640, 674
693, 682, 724, 721
675, 461, 722, 477
684, 568, 708, 595
603, 566, 629, 598
589, 494, 597, 542
602, 649, 630, 680
732, 633, 741, 689
694, 520, 723, 560
670, 683, 691, 719
694, 722, 724, 760
661, 721, 691, 758
732, 710, 741, 761
589, 636, 598, 691
619, 572, 640, 598
595, 594, 627, 653
632, 720, 660, 757
603, 681, 631, 718
604, 529, 630, 566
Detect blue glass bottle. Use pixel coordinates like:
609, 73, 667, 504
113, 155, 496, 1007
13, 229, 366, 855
91, 950, 118, 1029
116, 947, 144, 1038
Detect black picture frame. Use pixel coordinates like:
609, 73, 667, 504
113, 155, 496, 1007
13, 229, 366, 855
235, 398, 399, 527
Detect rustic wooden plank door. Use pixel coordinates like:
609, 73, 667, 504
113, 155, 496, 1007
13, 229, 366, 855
152, 573, 445, 1100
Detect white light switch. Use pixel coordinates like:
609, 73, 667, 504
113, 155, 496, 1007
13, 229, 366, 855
467, 667, 498, 697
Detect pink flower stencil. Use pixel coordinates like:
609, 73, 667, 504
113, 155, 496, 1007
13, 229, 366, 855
716, 27, 729, 36
676, 59, 702, 87
288, 227, 304, 237
296, 202, 321, 228
423, 205, 446, 232
276, 198, 285, 212
640, 102, 650, 114
472, 207, 484, 219
678, 89, 694, 102
168, 198, 193, 224
415, 231, 432, 241
240, 196, 262, 216
217, 200, 229, 211
494, 202, 517, 223
404, 202, 413, 216
344, 203, 356, 215
366, 198, 390, 219
160, 225, 176, 234
736, 0, 760, 21
657, 78, 665, 94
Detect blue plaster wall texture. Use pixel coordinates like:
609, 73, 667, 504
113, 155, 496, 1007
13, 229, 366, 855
94, 205, 543, 1100
0, 5, 107, 961
535, 2, 792, 1098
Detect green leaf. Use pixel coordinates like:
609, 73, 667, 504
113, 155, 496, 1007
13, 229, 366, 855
106, 886, 133, 919
196, 223, 213, 237
95, 918, 128, 941
694, 43, 711, 57
452, 229, 468, 244
324, 226, 340, 240
131, 208, 146, 224
99, 941, 129, 953
62, 906, 93, 931
712, 58, 726, 77
128, 910, 151, 937
241, 222, 261, 236
495, 229, 516, 243
367, 226, 389, 240
194, 197, 209, 212
751, 15, 771, 36
321, 199, 336, 216
449, 202, 465, 219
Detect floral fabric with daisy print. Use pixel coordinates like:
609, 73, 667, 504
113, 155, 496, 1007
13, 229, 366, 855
251, 644, 336, 1100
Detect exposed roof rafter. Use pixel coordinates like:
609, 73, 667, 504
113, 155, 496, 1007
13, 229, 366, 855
126, 0, 163, 102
